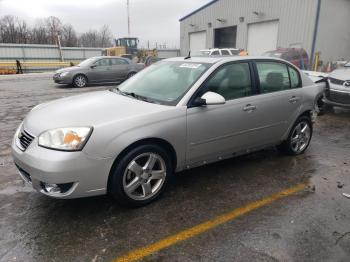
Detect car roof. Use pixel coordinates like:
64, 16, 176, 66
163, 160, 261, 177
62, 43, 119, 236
90, 56, 129, 59
164, 56, 289, 65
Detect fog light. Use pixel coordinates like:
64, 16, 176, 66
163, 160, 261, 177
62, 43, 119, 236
42, 182, 61, 193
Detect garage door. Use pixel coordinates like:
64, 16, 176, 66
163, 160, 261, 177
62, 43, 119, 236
247, 20, 279, 56
189, 31, 207, 52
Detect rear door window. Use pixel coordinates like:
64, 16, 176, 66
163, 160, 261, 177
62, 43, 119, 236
111, 58, 128, 65
256, 62, 291, 93
211, 50, 220, 55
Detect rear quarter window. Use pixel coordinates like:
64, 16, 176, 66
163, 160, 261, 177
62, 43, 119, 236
288, 66, 301, 88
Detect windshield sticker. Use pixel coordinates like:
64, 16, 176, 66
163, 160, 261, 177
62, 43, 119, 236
179, 63, 202, 69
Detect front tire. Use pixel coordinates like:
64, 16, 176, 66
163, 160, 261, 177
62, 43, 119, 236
73, 74, 87, 88
277, 116, 313, 156
109, 144, 173, 207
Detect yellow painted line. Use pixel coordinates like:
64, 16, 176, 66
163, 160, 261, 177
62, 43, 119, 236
113, 183, 307, 262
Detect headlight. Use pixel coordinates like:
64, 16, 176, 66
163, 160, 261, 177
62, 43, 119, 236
60, 72, 69, 77
38, 127, 93, 151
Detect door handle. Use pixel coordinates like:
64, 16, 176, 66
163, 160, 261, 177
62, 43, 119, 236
289, 96, 300, 103
243, 104, 257, 112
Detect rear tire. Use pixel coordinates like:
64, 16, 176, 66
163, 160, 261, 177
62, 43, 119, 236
73, 74, 87, 88
109, 144, 173, 208
277, 116, 313, 156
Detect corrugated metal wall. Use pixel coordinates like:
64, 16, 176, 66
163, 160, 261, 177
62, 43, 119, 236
316, 0, 350, 63
0, 43, 104, 62
180, 0, 318, 56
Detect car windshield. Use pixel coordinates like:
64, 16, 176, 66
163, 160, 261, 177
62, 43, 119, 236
114, 61, 211, 105
345, 62, 350, 67
77, 57, 97, 67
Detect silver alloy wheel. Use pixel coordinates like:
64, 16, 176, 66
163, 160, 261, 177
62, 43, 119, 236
122, 152, 166, 201
74, 75, 86, 87
290, 121, 311, 153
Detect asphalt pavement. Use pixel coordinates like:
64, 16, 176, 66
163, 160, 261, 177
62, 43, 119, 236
0, 75, 349, 262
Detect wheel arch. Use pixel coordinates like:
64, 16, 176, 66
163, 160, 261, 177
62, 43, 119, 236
282, 109, 313, 141
107, 137, 177, 192
299, 109, 312, 120
72, 73, 88, 84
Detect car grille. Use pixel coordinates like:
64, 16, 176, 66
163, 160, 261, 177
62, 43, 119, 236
328, 90, 350, 105
18, 129, 35, 151
329, 77, 345, 86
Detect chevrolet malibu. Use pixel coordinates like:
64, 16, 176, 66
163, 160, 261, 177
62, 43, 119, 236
12, 57, 324, 207
53, 56, 144, 87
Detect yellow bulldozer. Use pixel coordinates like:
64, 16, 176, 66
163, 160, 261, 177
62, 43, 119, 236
104, 37, 158, 63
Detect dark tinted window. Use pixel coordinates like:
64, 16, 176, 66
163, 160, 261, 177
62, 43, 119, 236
204, 63, 252, 100
211, 50, 220, 55
221, 50, 230, 55
256, 62, 290, 93
291, 51, 300, 60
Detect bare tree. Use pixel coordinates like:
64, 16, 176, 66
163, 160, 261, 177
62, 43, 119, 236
31, 20, 48, 44
98, 25, 113, 47
16, 19, 30, 44
0, 15, 114, 47
0, 16, 17, 43
61, 24, 78, 47
45, 16, 62, 45
79, 30, 99, 47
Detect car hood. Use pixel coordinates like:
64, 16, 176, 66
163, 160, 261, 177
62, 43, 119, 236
329, 67, 350, 81
23, 90, 172, 136
55, 66, 82, 74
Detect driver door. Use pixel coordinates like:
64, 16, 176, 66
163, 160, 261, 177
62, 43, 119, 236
88, 58, 113, 82
186, 62, 259, 167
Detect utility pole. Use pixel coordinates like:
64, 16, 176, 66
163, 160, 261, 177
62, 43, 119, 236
57, 34, 64, 62
127, 0, 131, 36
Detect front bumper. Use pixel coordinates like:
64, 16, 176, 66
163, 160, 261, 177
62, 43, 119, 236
323, 88, 350, 108
53, 73, 72, 84
12, 134, 114, 199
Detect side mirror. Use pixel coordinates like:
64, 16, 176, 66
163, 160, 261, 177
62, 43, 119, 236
198, 91, 226, 106
90, 65, 97, 69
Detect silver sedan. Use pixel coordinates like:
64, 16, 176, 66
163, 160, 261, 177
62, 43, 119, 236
13, 57, 324, 207
53, 56, 145, 87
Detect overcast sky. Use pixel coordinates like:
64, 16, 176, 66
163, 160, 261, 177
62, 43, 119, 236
0, 0, 209, 48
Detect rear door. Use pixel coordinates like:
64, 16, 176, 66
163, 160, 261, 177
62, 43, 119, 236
110, 58, 130, 81
251, 60, 303, 145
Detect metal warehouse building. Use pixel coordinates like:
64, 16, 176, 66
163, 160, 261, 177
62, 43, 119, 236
180, 0, 350, 64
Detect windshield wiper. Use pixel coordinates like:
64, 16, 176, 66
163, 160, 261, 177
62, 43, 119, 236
112, 87, 157, 104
